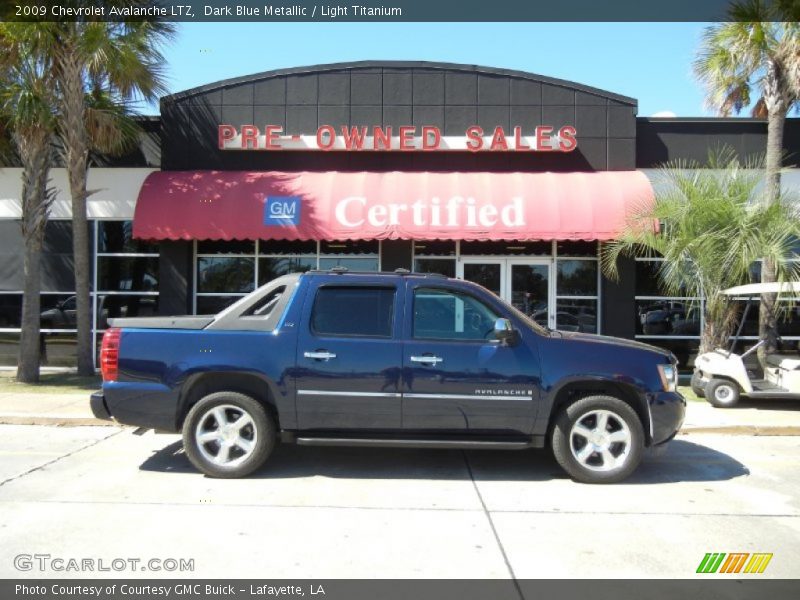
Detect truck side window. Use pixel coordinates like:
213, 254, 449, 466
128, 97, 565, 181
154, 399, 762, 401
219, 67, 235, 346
311, 286, 395, 338
413, 287, 500, 341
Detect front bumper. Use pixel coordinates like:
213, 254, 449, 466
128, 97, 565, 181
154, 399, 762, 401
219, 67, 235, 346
649, 391, 686, 445
89, 391, 112, 421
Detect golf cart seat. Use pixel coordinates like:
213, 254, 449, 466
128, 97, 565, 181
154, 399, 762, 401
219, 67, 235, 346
765, 354, 800, 370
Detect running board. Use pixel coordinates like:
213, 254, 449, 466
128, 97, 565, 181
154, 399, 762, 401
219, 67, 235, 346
292, 436, 544, 450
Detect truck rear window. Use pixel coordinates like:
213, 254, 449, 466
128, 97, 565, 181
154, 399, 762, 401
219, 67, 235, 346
311, 286, 395, 338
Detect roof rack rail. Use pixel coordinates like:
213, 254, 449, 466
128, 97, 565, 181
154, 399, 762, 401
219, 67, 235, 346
304, 269, 449, 278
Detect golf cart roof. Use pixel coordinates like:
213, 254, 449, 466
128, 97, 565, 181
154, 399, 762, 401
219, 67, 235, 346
722, 282, 800, 296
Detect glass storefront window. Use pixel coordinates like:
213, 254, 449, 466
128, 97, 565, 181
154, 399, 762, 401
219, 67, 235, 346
259, 240, 317, 255
556, 241, 598, 257
461, 241, 551, 255
0, 294, 22, 328
413, 259, 456, 278
197, 257, 255, 293
462, 263, 502, 296
196, 240, 256, 255
556, 299, 598, 333
97, 257, 159, 292
557, 260, 597, 296
649, 338, 700, 373
96, 294, 159, 330
319, 257, 379, 272
97, 221, 158, 254
413, 241, 456, 256
258, 257, 317, 285
634, 260, 665, 297
635, 299, 702, 336
196, 295, 244, 315
320, 240, 379, 255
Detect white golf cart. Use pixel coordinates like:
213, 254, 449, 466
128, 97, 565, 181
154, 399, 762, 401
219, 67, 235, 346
693, 282, 800, 408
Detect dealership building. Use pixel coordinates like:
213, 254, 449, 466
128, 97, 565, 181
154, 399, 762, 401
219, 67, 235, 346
1, 61, 799, 369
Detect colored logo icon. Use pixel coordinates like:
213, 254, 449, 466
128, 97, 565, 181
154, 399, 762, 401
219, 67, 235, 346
696, 552, 773, 574
264, 196, 301, 226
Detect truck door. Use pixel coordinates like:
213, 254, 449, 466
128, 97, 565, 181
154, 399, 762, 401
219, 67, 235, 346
295, 278, 403, 430
401, 283, 539, 434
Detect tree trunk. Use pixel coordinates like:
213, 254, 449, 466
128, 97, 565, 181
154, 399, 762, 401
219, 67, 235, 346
758, 107, 785, 365
701, 298, 736, 355
15, 131, 51, 383
58, 51, 94, 376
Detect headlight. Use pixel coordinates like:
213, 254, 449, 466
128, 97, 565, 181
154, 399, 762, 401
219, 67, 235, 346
657, 364, 678, 392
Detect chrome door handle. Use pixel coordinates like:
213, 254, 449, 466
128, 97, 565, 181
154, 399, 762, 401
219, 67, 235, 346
410, 355, 443, 366
304, 351, 337, 360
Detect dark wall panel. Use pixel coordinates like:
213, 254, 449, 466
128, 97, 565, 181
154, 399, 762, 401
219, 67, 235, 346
636, 118, 800, 168
601, 256, 636, 339
162, 62, 638, 171
158, 241, 192, 315
380, 240, 412, 272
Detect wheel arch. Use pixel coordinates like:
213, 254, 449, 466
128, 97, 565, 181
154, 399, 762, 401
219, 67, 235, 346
176, 371, 279, 430
546, 379, 652, 445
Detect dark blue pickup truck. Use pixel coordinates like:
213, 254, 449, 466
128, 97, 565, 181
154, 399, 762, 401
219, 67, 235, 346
91, 270, 684, 483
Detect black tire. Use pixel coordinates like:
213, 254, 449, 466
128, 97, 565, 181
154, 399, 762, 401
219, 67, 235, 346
182, 391, 276, 478
705, 378, 740, 409
690, 372, 706, 398
551, 395, 645, 484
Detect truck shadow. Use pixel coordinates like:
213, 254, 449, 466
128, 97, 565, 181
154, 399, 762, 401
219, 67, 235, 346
139, 438, 749, 484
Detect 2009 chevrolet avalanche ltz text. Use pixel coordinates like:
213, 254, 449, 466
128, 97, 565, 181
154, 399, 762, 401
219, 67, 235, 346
90, 271, 685, 484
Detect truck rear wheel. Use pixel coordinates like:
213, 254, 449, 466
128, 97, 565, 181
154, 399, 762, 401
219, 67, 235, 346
705, 378, 740, 408
182, 391, 276, 478
551, 395, 644, 484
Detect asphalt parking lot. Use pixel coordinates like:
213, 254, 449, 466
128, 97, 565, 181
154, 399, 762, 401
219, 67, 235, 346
0, 425, 798, 579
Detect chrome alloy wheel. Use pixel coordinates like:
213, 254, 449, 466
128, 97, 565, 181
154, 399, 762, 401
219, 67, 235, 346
569, 409, 632, 472
194, 404, 258, 467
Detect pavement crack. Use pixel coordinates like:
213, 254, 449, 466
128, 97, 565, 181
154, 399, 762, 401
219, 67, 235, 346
462, 450, 523, 599
0, 429, 123, 488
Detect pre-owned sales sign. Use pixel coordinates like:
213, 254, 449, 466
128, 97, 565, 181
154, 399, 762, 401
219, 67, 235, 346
218, 124, 578, 152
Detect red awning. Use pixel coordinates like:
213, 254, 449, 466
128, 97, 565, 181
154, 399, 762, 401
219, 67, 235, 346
132, 170, 654, 241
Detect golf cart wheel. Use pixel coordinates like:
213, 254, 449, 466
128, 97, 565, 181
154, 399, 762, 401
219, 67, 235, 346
705, 378, 740, 408
690, 372, 706, 398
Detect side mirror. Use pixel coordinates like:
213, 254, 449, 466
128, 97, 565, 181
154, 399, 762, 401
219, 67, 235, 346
493, 318, 519, 346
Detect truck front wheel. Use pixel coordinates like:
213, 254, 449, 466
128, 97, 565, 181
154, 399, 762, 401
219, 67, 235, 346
551, 395, 645, 484
183, 391, 276, 478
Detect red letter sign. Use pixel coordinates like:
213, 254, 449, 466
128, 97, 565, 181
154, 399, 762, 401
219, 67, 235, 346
218, 125, 236, 149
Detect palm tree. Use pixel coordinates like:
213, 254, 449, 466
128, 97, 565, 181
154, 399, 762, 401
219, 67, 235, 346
694, 3, 800, 362
47, 15, 174, 375
0, 24, 57, 383
601, 149, 800, 355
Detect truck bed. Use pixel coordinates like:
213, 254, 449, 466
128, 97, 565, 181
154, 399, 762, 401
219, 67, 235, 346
107, 316, 215, 329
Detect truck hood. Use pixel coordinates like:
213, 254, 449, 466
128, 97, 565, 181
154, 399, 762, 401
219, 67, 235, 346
555, 331, 675, 361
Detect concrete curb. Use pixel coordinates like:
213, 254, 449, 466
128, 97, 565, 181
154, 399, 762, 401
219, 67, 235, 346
0, 416, 120, 427
679, 426, 800, 436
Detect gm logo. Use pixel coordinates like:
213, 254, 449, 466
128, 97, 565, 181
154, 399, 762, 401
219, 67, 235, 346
264, 196, 301, 226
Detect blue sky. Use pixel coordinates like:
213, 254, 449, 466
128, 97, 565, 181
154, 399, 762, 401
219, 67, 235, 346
156, 22, 719, 117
